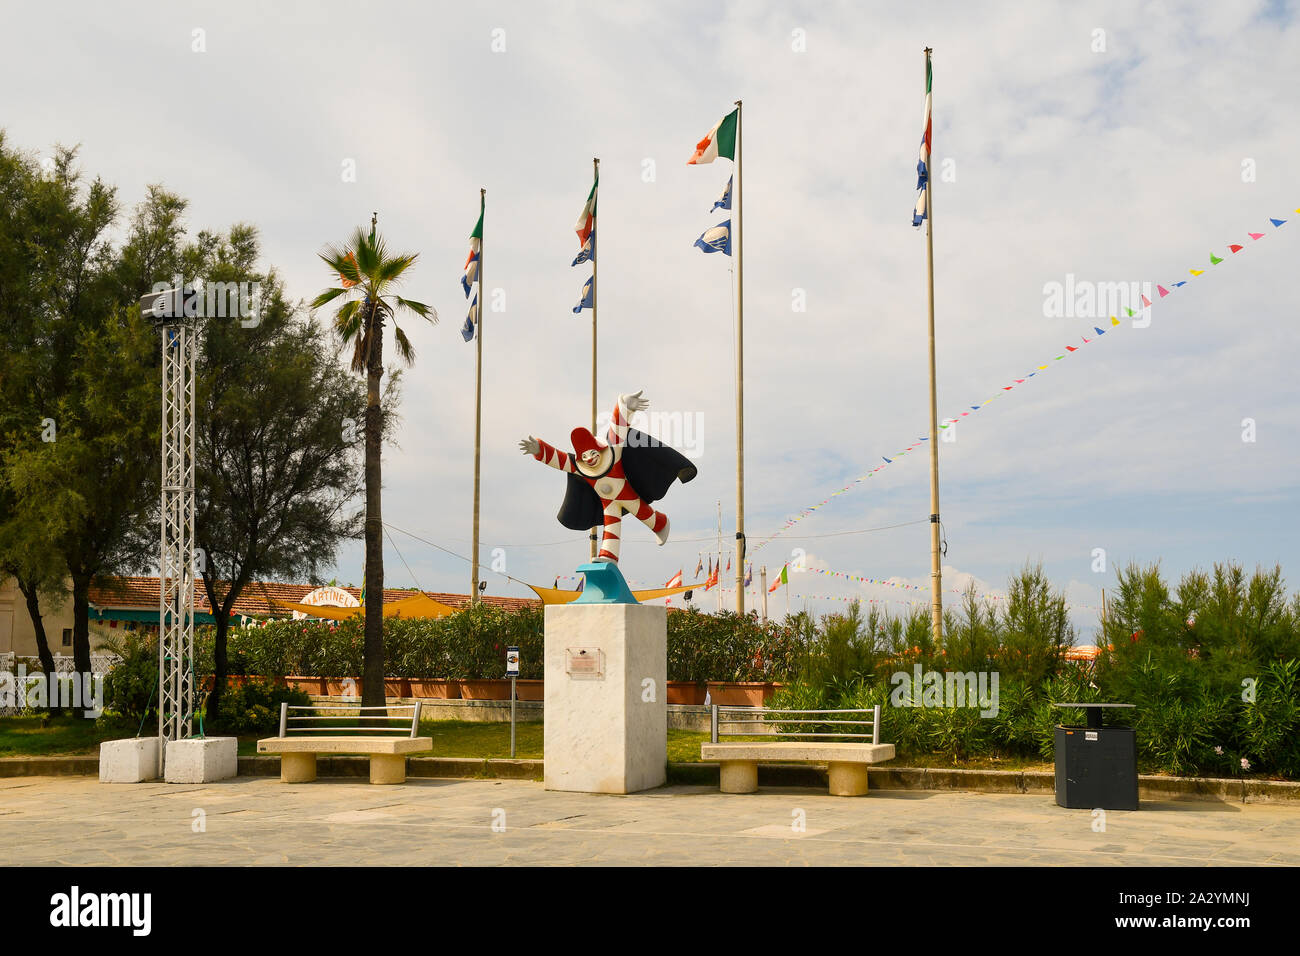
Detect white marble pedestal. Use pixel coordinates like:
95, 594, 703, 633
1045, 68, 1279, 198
544, 602, 667, 794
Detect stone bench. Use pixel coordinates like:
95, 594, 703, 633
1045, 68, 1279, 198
703, 705, 894, 796
258, 702, 430, 784
700, 740, 897, 796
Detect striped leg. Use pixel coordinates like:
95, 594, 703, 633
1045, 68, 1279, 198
630, 497, 670, 545
597, 501, 624, 562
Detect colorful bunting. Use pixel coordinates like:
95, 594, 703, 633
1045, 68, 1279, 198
751, 209, 1293, 554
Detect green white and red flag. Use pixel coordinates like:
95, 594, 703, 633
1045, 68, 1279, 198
687, 108, 738, 165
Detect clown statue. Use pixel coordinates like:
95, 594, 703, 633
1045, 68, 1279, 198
519, 390, 697, 566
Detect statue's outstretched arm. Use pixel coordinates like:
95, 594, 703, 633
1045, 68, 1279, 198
520, 435, 574, 473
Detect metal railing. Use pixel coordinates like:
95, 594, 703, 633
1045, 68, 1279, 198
1, 653, 122, 673
710, 704, 881, 744
278, 701, 422, 738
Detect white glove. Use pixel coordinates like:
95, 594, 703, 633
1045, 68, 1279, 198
519, 436, 540, 456
622, 389, 650, 414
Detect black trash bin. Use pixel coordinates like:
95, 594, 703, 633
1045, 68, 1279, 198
1052, 703, 1138, 811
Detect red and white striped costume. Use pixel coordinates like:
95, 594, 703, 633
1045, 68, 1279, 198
530, 394, 669, 563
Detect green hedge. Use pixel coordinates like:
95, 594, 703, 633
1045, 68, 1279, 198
210, 603, 547, 680
766, 562, 1300, 779
204, 603, 801, 683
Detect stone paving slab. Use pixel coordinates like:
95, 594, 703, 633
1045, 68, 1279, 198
0, 775, 1296, 866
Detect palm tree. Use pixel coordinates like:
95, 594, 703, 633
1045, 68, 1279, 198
312, 223, 435, 707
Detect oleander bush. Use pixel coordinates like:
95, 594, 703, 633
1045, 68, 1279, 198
763, 562, 1300, 778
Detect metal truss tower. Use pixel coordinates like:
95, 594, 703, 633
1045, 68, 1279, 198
143, 289, 198, 774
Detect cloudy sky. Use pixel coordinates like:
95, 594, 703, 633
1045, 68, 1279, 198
6, 0, 1298, 638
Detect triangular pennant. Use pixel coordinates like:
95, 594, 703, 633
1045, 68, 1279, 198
1173, 281, 1186, 287
1210, 253, 1223, 265
1141, 294, 1152, 306
1228, 245, 1243, 253
1270, 218, 1286, 227
1190, 269, 1204, 276
1110, 316, 1120, 326
1094, 327, 1106, 335
1157, 286, 1169, 297
1249, 232, 1265, 240
1065, 346, 1077, 352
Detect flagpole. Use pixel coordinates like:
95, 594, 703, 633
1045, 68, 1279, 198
922, 48, 943, 644
760, 566, 768, 622
471, 188, 485, 604
590, 156, 600, 562
734, 99, 746, 615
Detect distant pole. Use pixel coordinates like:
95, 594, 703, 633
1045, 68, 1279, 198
760, 566, 768, 622
922, 48, 943, 646
471, 188, 485, 603
734, 100, 746, 615
588, 158, 601, 560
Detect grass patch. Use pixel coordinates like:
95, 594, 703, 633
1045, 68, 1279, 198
0, 715, 133, 756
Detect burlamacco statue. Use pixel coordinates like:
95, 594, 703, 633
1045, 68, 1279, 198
519, 389, 696, 603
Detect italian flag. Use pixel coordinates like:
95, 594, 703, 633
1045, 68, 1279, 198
768, 564, 788, 593
575, 171, 597, 246
687, 108, 738, 165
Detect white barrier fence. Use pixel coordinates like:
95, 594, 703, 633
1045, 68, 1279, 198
0, 652, 121, 715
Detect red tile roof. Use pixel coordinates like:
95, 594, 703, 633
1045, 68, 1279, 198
88, 576, 540, 619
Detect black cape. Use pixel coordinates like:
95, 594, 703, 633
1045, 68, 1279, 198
556, 428, 697, 532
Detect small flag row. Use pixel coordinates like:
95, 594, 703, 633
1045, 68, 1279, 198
753, 208, 1296, 552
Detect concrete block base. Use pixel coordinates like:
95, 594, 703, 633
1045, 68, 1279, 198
164, 737, 237, 783
369, 753, 406, 784
544, 602, 667, 794
281, 752, 317, 783
828, 761, 869, 796
719, 760, 759, 794
99, 737, 162, 783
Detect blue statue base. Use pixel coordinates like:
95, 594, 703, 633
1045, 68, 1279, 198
573, 561, 640, 605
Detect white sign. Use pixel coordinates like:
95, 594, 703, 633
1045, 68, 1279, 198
293, 586, 360, 620
506, 646, 520, 677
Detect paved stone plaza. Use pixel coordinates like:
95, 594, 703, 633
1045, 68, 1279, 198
2, 775, 1297, 866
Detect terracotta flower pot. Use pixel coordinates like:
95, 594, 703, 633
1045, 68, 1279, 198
456, 679, 511, 701
408, 679, 461, 699
286, 676, 325, 695
706, 681, 780, 707
666, 681, 708, 705
384, 678, 412, 698
324, 677, 360, 697
512, 679, 544, 701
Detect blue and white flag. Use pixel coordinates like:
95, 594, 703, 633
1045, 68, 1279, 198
711, 175, 732, 212
573, 276, 594, 313
913, 57, 932, 228
694, 220, 732, 256
571, 228, 596, 266
461, 252, 479, 297
461, 293, 478, 342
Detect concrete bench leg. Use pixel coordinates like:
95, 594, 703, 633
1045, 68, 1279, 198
281, 752, 317, 783
719, 760, 759, 794
370, 753, 407, 785
828, 761, 869, 796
